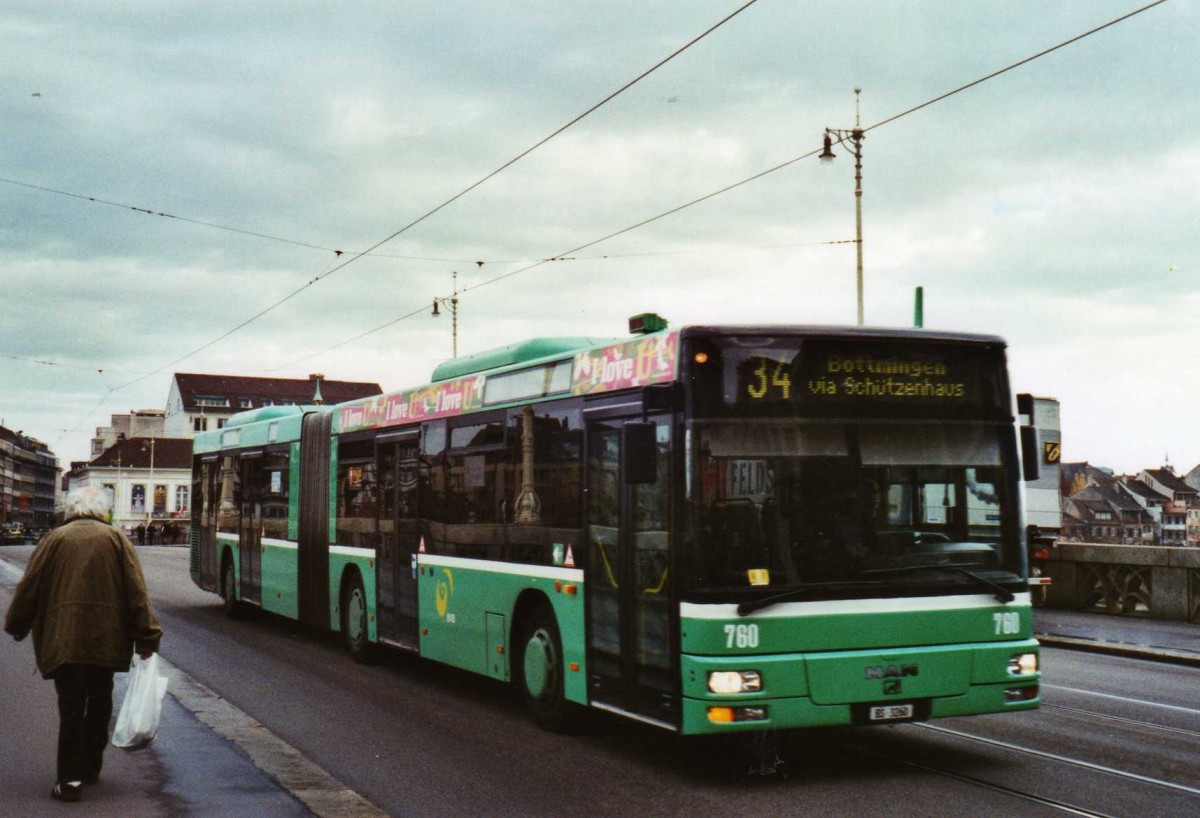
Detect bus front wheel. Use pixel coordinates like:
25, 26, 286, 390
516, 603, 574, 731
341, 573, 375, 664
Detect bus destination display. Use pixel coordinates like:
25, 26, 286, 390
739, 350, 968, 404
708, 337, 1007, 418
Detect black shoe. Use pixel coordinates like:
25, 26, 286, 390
51, 781, 83, 802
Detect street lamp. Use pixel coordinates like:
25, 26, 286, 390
142, 438, 155, 527
821, 87, 866, 326
114, 454, 122, 529
431, 270, 460, 358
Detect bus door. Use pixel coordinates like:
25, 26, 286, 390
238, 453, 263, 605
585, 415, 675, 725
298, 411, 333, 629
376, 431, 421, 648
196, 456, 219, 589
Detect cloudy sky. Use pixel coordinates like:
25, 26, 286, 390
2, 1, 1195, 475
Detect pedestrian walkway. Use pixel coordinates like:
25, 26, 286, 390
0, 620, 316, 816
1035, 607, 1200, 667
0, 627, 165, 815
0, 557, 385, 817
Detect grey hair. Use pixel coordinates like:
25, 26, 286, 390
66, 485, 110, 520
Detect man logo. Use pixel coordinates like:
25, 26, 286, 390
883, 679, 902, 695
865, 664, 919, 680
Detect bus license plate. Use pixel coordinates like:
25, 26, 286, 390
869, 704, 914, 721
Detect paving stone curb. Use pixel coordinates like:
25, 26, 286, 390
160, 658, 390, 818
1035, 633, 1200, 669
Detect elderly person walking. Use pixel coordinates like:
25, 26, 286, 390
4, 485, 163, 803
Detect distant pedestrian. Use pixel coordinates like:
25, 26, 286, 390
135, 523, 145, 546
4, 486, 163, 803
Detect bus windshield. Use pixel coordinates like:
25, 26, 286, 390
685, 419, 1023, 598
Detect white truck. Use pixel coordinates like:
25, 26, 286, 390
1018, 394, 1060, 604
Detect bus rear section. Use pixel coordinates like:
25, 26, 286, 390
676, 327, 1040, 735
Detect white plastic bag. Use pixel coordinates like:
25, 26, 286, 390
111, 653, 169, 750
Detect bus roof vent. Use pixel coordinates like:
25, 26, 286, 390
629, 313, 668, 335
430, 338, 609, 382
225, 405, 305, 427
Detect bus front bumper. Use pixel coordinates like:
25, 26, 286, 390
678, 640, 1040, 736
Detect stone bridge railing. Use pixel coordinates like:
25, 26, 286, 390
1046, 543, 1200, 623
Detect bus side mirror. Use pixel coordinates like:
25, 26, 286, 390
1016, 392, 1035, 424
624, 423, 658, 484
1020, 426, 1039, 482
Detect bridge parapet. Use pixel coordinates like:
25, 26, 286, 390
1046, 543, 1200, 623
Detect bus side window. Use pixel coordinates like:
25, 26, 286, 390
216, 456, 240, 535
261, 451, 289, 539
336, 438, 377, 548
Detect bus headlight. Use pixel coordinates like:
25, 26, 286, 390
1007, 653, 1038, 675
708, 670, 762, 694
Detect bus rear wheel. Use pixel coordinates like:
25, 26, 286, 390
341, 573, 375, 664
516, 603, 574, 731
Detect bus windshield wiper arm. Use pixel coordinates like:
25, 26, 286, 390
736, 582, 870, 616
859, 562, 1015, 604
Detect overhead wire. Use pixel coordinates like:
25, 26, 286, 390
266, 237, 857, 372
47, 0, 763, 435
105, 0, 761, 387
0, 177, 340, 255
53, 387, 118, 445
0, 175, 514, 264
6, 1, 763, 276
35, 0, 1177, 439
3, 355, 128, 445
269, 141, 827, 370
565, 238, 860, 261
263, 0, 762, 289
2, 174, 853, 265
2, 353, 108, 373
127, 0, 763, 380
860, 0, 1170, 139
107, 252, 353, 392
284, 0, 1171, 365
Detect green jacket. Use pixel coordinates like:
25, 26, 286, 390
4, 516, 163, 678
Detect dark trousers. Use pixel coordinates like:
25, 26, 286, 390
53, 665, 115, 783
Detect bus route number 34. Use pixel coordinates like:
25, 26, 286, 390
745, 358, 791, 402
724, 623, 760, 649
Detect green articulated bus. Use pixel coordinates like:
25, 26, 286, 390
190, 317, 1041, 735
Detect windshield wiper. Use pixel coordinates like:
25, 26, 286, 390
859, 562, 1016, 604
736, 582, 877, 617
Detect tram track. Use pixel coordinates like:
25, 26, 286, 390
1040, 702, 1200, 740
840, 714, 1200, 816
846, 740, 1116, 817
1042, 682, 1200, 717
912, 722, 1200, 798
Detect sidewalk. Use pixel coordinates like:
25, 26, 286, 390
0, 624, 316, 816
0, 628, 166, 816
0, 556, 385, 817
1034, 607, 1200, 668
